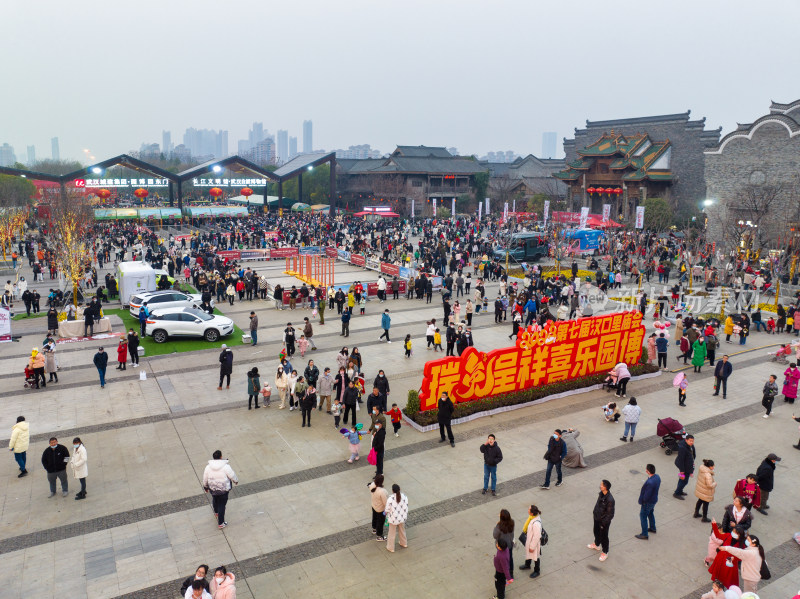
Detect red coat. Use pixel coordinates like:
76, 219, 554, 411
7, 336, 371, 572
733, 478, 761, 509
708, 523, 743, 588
117, 342, 128, 362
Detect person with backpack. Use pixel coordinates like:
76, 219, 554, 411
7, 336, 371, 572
519, 504, 545, 578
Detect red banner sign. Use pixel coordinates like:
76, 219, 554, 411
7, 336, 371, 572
351, 254, 365, 267
380, 262, 400, 277
326, 246, 338, 258
418, 312, 645, 411
270, 247, 299, 258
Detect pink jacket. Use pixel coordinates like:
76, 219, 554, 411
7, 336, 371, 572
210, 573, 236, 599
722, 545, 762, 583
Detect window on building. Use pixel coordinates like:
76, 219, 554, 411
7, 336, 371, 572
599, 164, 609, 174
412, 180, 423, 187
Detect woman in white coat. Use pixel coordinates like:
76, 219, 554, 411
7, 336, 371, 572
385, 483, 409, 553
520, 505, 543, 578
274, 368, 289, 409
70, 437, 88, 500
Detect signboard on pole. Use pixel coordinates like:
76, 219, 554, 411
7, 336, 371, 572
0, 307, 11, 342
433, 198, 437, 216
602, 204, 611, 223
485, 197, 490, 215
635, 206, 645, 229
411, 199, 415, 218
512, 199, 516, 213
503, 202, 509, 220
451, 197, 456, 217
579, 206, 590, 229
543, 200, 550, 225
478, 202, 482, 220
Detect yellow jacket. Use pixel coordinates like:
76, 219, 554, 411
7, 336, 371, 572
9, 421, 30, 453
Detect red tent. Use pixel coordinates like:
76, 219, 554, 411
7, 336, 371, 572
586, 215, 623, 228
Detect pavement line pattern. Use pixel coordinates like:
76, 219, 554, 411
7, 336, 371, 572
0, 351, 768, 447
110, 401, 764, 599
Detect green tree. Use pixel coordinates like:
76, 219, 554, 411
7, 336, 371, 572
472, 171, 489, 204
0, 174, 36, 207
642, 197, 674, 231
31, 159, 84, 175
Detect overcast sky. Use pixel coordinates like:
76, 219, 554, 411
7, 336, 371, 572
2, 0, 798, 163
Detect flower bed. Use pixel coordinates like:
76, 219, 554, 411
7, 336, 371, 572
403, 363, 660, 427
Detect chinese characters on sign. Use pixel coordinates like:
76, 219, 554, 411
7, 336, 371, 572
192, 178, 269, 187
418, 312, 645, 411
78, 178, 169, 188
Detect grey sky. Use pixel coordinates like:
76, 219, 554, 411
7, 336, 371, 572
2, 0, 798, 162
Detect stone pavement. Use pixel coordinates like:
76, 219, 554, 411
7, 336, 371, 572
2, 257, 800, 598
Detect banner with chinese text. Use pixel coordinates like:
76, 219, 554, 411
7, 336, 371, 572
418, 312, 645, 411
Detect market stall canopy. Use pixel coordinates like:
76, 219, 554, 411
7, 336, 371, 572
291, 202, 311, 211
354, 210, 400, 217
586, 215, 623, 228
309, 204, 330, 213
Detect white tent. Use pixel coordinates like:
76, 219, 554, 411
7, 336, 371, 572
117, 262, 156, 306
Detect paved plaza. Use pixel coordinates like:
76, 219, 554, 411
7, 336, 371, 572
2, 260, 800, 599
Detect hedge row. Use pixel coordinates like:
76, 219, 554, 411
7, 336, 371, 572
404, 363, 660, 426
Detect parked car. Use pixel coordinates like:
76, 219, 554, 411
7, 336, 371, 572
493, 232, 549, 263
145, 307, 234, 343
129, 290, 210, 317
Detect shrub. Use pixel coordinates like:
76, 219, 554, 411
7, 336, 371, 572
404, 363, 659, 426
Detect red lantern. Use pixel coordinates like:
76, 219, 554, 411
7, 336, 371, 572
615, 188, 623, 195
96, 189, 111, 202
587, 187, 596, 194
240, 187, 253, 198
604, 187, 614, 194
209, 187, 223, 200
134, 188, 149, 200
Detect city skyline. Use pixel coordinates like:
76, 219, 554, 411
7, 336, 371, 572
1, 1, 797, 163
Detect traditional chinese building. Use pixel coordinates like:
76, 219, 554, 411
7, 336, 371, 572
704, 99, 800, 251
562, 111, 721, 218
553, 132, 674, 220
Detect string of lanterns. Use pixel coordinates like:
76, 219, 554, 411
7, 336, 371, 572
586, 187, 623, 195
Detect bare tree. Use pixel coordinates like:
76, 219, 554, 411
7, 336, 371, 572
488, 174, 517, 213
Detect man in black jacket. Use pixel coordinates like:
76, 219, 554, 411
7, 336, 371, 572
366, 387, 387, 415
589, 479, 615, 561
304, 360, 319, 388
373, 370, 390, 397
372, 420, 386, 477
93, 347, 108, 388
445, 324, 458, 356
438, 392, 455, 447
673, 435, 696, 499
540, 429, 567, 489
713, 355, 733, 398
480, 434, 503, 496
755, 452, 781, 514
127, 329, 140, 367
41, 436, 70, 497
343, 381, 360, 426
217, 345, 233, 390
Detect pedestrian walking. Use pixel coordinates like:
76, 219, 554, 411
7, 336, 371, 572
93, 347, 108, 388
284, 322, 296, 356
635, 464, 661, 540
673, 434, 696, 499
303, 317, 316, 350
755, 453, 780, 515
379, 309, 391, 342
492, 538, 512, 599
274, 367, 288, 409
249, 311, 258, 345
438, 392, 455, 447
127, 329, 140, 367
41, 436, 70, 497
369, 474, 389, 541
343, 380, 359, 426
674, 372, 688, 407
246, 367, 261, 409
318, 367, 333, 412
70, 437, 88, 500
403, 334, 412, 358
385, 484, 409, 553
656, 332, 669, 370
539, 429, 566, 489
202, 450, 239, 529
588, 479, 615, 562
782, 363, 800, 403
341, 308, 351, 337
693, 459, 716, 522
217, 344, 233, 390
9, 415, 29, 478
762, 374, 778, 417
619, 397, 641, 442
480, 434, 503, 496
713, 355, 733, 398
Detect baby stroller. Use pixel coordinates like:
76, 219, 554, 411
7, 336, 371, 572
23, 366, 38, 389
602, 371, 619, 393
657, 418, 686, 455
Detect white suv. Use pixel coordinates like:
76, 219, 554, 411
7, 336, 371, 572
129, 290, 210, 317
145, 307, 234, 343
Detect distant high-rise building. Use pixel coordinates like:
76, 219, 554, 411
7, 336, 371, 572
277, 130, 289, 163
162, 130, 172, 154
173, 144, 191, 163
542, 132, 557, 159
26, 145, 36, 165
218, 131, 228, 158
447, 147, 459, 156
249, 138, 276, 165
303, 120, 313, 153
51, 137, 60, 161
183, 128, 228, 158
139, 143, 160, 158
335, 144, 382, 159
289, 136, 298, 159
0, 143, 16, 166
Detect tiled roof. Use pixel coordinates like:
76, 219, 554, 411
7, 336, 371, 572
344, 156, 486, 175
392, 146, 452, 158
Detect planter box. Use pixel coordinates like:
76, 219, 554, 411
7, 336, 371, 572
402, 371, 662, 433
